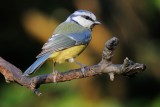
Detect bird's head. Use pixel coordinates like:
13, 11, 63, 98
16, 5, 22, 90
65, 10, 101, 30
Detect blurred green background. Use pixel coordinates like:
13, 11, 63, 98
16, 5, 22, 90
0, 0, 160, 107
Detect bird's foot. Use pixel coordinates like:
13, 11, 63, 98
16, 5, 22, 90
74, 60, 86, 77
81, 67, 86, 77
68, 58, 86, 77
52, 70, 58, 83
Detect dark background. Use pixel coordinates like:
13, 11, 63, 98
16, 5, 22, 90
0, 0, 160, 107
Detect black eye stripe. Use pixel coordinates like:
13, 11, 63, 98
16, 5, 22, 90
81, 15, 94, 22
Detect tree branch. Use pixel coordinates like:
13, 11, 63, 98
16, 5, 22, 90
0, 37, 146, 96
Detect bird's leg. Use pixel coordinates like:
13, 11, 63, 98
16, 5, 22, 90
75, 60, 86, 77
68, 58, 86, 77
52, 62, 57, 83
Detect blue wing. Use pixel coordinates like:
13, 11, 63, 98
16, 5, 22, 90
36, 29, 91, 58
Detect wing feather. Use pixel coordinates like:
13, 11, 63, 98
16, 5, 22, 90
36, 22, 91, 58
36, 34, 76, 58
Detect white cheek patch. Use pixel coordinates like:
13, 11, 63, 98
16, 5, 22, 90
72, 16, 93, 28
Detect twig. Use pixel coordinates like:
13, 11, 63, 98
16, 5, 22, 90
0, 37, 146, 96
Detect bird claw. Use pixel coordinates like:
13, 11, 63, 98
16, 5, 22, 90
74, 60, 86, 77
68, 59, 86, 77
81, 67, 86, 77
52, 71, 58, 83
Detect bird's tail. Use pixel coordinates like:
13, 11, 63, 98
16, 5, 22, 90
23, 53, 50, 76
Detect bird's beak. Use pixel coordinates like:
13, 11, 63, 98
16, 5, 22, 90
90, 20, 101, 30
94, 20, 101, 25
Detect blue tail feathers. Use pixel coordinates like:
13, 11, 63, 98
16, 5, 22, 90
23, 53, 50, 76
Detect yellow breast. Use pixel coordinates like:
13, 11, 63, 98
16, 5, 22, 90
49, 45, 86, 63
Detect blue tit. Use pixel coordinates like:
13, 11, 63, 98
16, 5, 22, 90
23, 10, 101, 82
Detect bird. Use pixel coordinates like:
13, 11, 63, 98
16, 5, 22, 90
23, 10, 101, 82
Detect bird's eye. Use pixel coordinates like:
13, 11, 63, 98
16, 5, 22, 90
85, 16, 90, 19
82, 15, 94, 22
